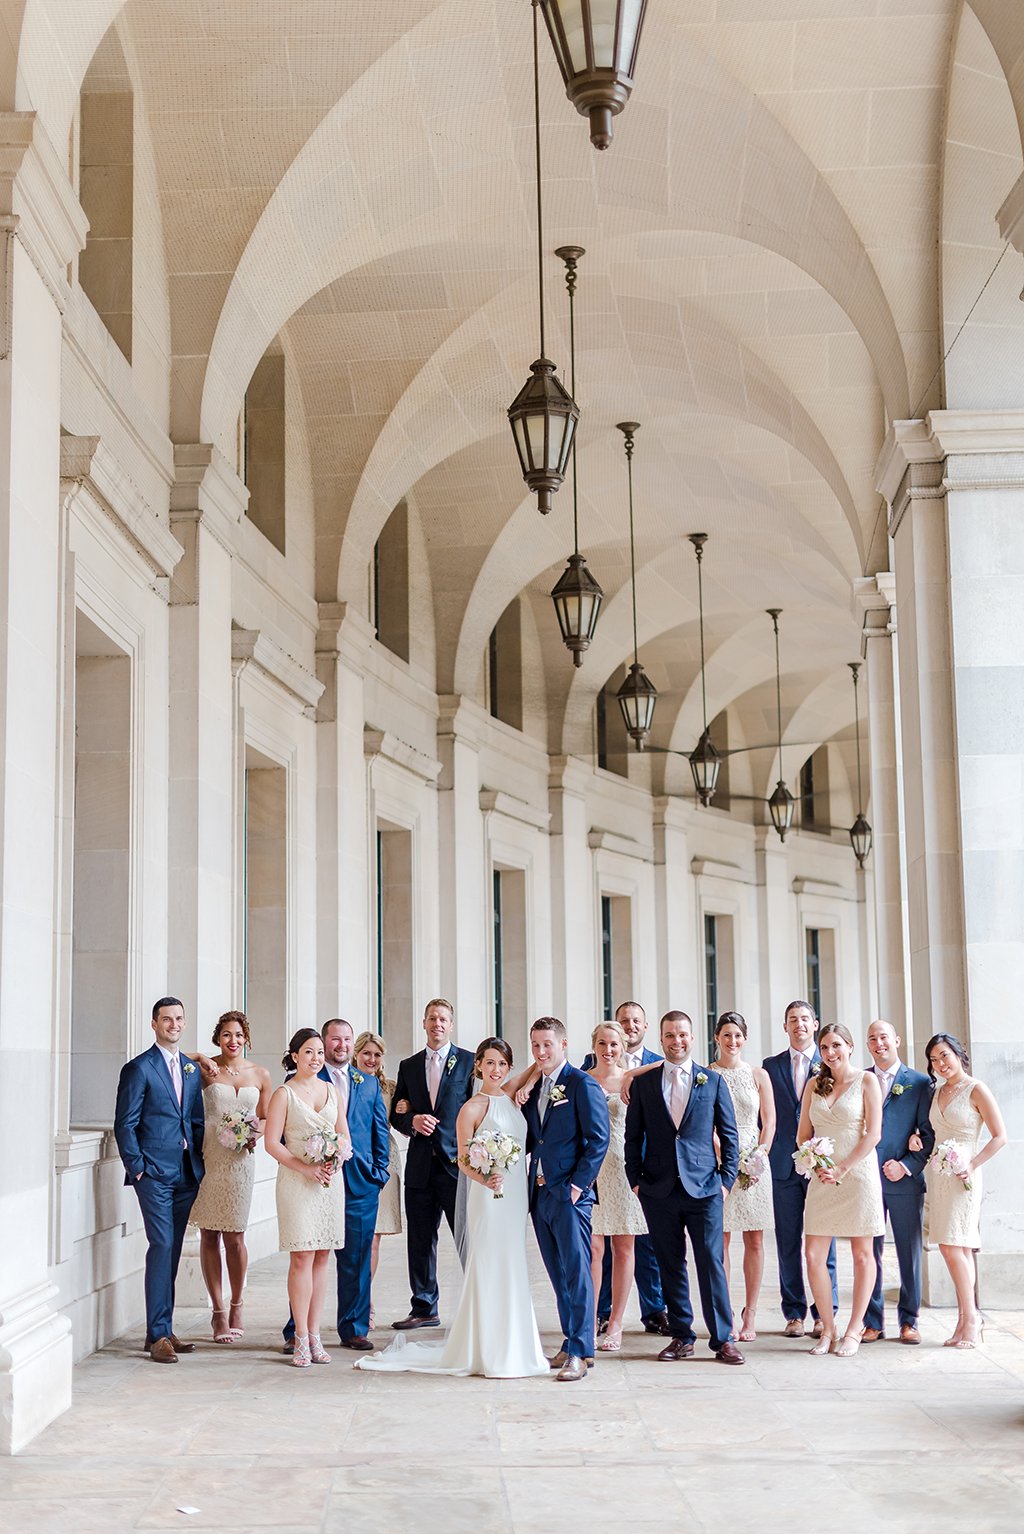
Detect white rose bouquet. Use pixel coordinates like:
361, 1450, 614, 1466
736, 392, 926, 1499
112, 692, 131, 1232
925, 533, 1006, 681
461, 1129, 522, 1199
793, 1136, 836, 1178
303, 1127, 340, 1173
931, 1138, 973, 1192
737, 1142, 769, 1190
216, 1107, 260, 1154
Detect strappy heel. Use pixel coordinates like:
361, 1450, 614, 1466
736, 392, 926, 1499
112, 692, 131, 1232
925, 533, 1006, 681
211, 1308, 233, 1343
834, 1333, 861, 1358
309, 1333, 331, 1364
292, 1334, 312, 1368
738, 1308, 757, 1342
228, 1300, 244, 1337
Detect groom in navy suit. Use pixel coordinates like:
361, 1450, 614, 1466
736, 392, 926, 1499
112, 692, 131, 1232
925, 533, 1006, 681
862, 1019, 934, 1345
523, 1016, 610, 1382
581, 1001, 669, 1337
763, 999, 837, 1336
114, 997, 205, 1363
624, 1011, 744, 1364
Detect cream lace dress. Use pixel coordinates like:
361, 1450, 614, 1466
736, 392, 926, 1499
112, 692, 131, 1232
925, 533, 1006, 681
375, 1079, 403, 1235
189, 1082, 260, 1232
712, 1062, 773, 1234
927, 1076, 985, 1248
276, 1084, 345, 1252
593, 1093, 647, 1236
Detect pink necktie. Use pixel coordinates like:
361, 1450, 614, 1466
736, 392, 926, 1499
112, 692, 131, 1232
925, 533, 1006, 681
334, 1067, 350, 1114
669, 1066, 686, 1128
792, 1055, 805, 1100
427, 1052, 442, 1108
169, 1054, 182, 1105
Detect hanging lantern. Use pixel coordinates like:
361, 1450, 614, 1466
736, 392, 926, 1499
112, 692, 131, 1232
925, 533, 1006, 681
766, 608, 794, 842
848, 662, 873, 867
539, 0, 648, 150
551, 552, 604, 666
617, 659, 658, 749
689, 727, 722, 808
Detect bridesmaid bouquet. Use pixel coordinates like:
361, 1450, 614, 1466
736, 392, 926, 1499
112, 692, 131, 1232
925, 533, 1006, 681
303, 1127, 340, 1173
737, 1142, 769, 1190
216, 1108, 260, 1154
793, 1136, 836, 1178
461, 1129, 522, 1199
932, 1138, 973, 1192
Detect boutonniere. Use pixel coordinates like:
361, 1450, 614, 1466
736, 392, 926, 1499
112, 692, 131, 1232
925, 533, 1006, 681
184, 1062, 196, 1076
446, 1053, 457, 1074
891, 1082, 905, 1097
809, 1064, 820, 1077
695, 1072, 708, 1087
350, 1069, 364, 1086
549, 1084, 567, 1105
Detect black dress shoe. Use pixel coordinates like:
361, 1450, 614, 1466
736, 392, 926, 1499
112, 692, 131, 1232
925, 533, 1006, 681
657, 1339, 695, 1361
392, 1314, 440, 1331
339, 1336, 374, 1351
643, 1312, 672, 1336
282, 1340, 294, 1356
596, 1318, 609, 1336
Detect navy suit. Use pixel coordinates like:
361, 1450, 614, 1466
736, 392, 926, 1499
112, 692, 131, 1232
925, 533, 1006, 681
581, 1046, 666, 1324
863, 1063, 934, 1334
523, 1063, 610, 1359
114, 1044, 205, 1345
763, 1048, 838, 1322
625, 1062, 738, 1350
391, 1044, 476, 1317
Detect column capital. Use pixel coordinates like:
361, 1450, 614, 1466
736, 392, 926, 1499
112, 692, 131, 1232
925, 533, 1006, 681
0, 112, 86, 316
170, 444, 247, 538
548, 754, 593, 798
876, 412, 1024, 530
852, 572, 896, 654
315, 601, 376, 677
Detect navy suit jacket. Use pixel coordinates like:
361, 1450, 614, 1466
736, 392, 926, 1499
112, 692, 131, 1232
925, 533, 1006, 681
869, 1063, 934, 1196
390, 1045, 476, 1189
522, 1062, 610, 1204
625, 1062, 739, 1200
580, 1045, 662, 1072
114, 1043, 205, 1185
339, 1068, 391, 1203
762, 1048, 822, 1185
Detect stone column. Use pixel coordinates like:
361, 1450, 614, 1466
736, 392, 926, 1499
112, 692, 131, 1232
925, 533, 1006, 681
877, 411, 1024, 1301
652, 796, 695, 1017
315, 602, 374, 1022
436, 697, 487, 1034
852, 572, 910, 1034
168, 445, 246, 1028
548, 756, 596, 1049
0, 114, 87, 1451
754, 828, 796, 1047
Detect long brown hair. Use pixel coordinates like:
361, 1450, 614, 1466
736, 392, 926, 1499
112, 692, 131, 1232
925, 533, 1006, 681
814, 1023, 855, 1097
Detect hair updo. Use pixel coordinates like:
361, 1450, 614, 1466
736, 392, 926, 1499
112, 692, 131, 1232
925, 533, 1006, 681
473, 1036, 513, 1077
814, 1023, 854, 1096
213, 1009, 250, 1048
591, 1020, 627, 1053
282, 1026, 322, 1072
714, 1011, 747, 1040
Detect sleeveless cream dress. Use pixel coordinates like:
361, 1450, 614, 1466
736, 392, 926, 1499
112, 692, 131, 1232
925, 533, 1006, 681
927, 1075, 985, 1248
276, 1085, 345, 1252
712, 1061, 773, 1234
803, 1075, 884, 1238
189, 1082, 260, 1232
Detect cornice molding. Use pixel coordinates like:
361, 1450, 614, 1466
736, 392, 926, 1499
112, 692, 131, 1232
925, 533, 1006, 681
479, 788, 550, 831
364, 727, 442, 783
0, 112, 87, 318
170, 443, 248, 555
588, 827, 654, 863
231, 627, 323, 717
61, 434, 183, 582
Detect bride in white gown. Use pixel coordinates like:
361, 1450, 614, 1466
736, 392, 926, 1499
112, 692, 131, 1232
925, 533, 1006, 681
356, 1038, 549, 1379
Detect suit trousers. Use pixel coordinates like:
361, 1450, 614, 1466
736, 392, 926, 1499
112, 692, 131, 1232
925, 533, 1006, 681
597, 1231, 665, 1320
405, 1159, 459, 1316
336, 1192, 380, 1339
772, 1175, 838, 1320
864, 1185, 925, 1333
531, 1185, 595, 1359
134, 1158, 199, 1343
641, 1184, 732, 1351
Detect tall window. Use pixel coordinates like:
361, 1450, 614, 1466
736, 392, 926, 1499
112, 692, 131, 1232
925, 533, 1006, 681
78, 25, 134, 361
376, 822, 414, 1055
799, 747, 830, 832
244, 350, 286, 554
806, 927, 822, 1018
492, 868, 503, 1037
244, 749, 287, 1067
486, 600, 523, 730
600, 896, 613, 1018
372, 502, 410, 661
805, 925, 837, 1023
800, 755, 816, 829
704, 914, 719, 1059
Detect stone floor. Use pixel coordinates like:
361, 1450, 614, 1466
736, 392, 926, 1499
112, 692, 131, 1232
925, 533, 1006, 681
7, 1234, 1024, 1533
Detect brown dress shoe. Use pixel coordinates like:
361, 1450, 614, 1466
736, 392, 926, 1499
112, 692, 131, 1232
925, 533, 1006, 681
149, 1337, 178, 1364
556, 1355, 587, 1382
860, 1327, 884, 1343
339, 1336, 374, 1351
783, 1319, 805, 1338
810, 1319, 825, 1339
715, 1341, 745, 1365
169, 1335, 195, 1354
392, 1314, 440, 1331
548, 1351, 594, 1369
657, 1338, 695, 1361
900, 1324, 921, 1345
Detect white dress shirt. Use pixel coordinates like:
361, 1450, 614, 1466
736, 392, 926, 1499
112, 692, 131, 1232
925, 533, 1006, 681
625, 1047, 645, 1072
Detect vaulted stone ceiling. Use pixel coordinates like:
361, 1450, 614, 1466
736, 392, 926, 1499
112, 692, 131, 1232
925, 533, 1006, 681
15, 0, 1024, 792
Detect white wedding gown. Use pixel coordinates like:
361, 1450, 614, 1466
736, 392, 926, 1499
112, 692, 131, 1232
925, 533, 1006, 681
357, 1092, 549, 1378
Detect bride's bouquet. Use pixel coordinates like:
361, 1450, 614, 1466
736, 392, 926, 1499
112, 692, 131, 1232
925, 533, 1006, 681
793, 1136, 836, 1178
302, 1126, 340, 1174
461, 1129, 522, 1199
737, 1141, 769, 1190
931, 1138, 973, 1192
216, 1107, 260, 1154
